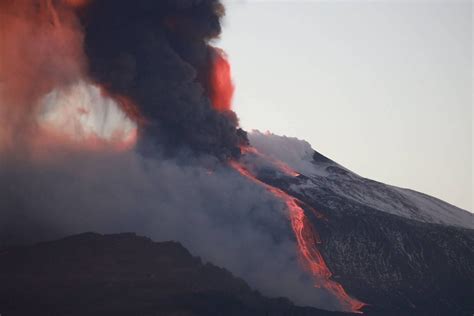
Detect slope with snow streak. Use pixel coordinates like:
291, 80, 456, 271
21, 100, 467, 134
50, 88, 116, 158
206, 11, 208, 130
249, 131, 473, 229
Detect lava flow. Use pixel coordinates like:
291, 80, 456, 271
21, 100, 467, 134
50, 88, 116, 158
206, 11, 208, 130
230, 156, 365, 313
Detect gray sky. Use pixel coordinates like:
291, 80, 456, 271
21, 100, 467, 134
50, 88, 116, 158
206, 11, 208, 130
218, 0, 472, 211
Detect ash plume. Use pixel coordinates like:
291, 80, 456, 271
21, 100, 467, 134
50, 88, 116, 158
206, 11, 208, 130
79, 0, 248, 158
0, 0, 346, 312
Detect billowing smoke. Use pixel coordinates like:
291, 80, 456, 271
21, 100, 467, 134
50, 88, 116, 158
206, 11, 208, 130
0, 148, 339, 309
0, 0, 246, 157
0, 0, 356, 312
0, 0, 140, 155
79, 0, 247, 158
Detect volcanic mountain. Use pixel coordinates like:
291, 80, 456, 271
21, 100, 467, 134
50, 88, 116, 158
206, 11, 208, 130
1, 1, 472, 315
245, 131, 474, 315
1, 132, 472, 316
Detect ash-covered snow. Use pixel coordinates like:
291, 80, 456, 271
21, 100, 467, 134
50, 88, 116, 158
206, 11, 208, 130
248, 130, 332, 177
249, 131, 474, 230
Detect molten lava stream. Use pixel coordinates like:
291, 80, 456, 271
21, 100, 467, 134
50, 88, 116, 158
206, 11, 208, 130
229, 160, 365, 313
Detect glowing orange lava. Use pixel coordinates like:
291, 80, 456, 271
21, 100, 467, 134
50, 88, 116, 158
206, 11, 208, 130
230, 157, 365, 313
209, 47, 234, 112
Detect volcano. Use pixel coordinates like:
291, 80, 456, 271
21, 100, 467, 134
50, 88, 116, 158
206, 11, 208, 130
0, 0, 472, 315
1, 133, 472, 315
243, 132, 474, 315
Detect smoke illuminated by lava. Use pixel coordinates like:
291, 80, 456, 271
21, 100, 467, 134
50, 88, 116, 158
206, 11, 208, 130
1, 0, 364, 313
37, 81, 138, 151
63, 0, 90, 8
80, 0, 247, 157
209, 47, 234, 112
0, 0, 139, 153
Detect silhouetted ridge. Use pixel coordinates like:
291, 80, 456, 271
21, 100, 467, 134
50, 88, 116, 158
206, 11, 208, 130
0, 233, 353, 316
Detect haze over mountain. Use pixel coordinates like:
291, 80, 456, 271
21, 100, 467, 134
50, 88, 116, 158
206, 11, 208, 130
0, 1, 472, 315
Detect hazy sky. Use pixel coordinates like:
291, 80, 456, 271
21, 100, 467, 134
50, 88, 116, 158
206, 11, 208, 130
218, 0, 472, 211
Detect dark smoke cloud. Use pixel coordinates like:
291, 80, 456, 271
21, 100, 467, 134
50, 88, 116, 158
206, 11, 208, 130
0, 0, 342, 311
79, 0, 248, 158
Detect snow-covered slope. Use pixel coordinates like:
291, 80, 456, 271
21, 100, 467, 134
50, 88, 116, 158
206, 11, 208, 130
249, 131, 474, 230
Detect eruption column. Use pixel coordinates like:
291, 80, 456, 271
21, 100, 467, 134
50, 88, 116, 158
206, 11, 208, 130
230, 158, 365, 313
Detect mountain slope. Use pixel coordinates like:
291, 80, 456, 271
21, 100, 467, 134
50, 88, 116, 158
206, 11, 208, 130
287, 180, 474, 315
249, 132, 474, 315
249, 131, 473, 229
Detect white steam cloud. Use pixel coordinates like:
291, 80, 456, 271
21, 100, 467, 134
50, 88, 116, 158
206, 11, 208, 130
38, 81, 136, 143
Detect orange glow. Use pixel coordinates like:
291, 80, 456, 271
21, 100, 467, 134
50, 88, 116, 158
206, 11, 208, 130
32, 125, 137, 159
0, 0, 138, 155
230, 157, 365, 313
35, 81, 139, 153
0, 0, 85, 106
209, 47, 234, 112
0, 0, 86, 152
62, 0, 91, 8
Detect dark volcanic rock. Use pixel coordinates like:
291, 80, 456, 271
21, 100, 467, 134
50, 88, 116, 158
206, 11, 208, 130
0, 232, 351, 316
312, 204, 474, 316
262, 173, 474, 316
246, 133, 474, 316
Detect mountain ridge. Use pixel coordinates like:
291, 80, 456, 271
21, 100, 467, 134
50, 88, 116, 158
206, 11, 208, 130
248, 131, 473, 229
0, 232, 354, 316
248, 132, 473, 315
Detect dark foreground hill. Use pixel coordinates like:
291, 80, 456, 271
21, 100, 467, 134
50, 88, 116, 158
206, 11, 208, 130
0, 232, 351, 316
